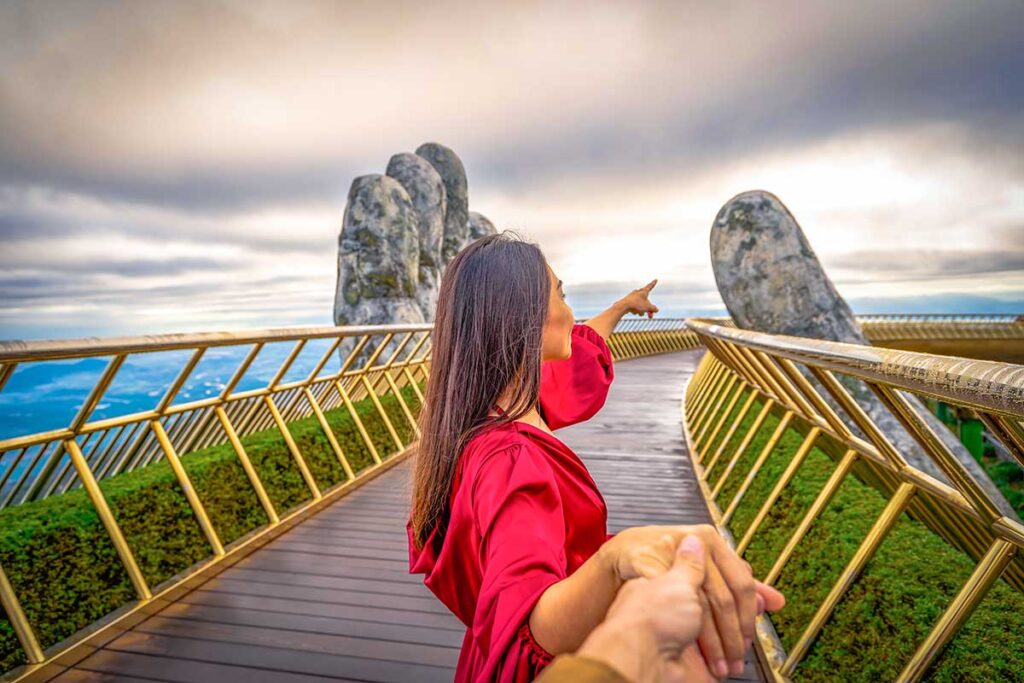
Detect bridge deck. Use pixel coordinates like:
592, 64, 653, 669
45, 348, 763, 683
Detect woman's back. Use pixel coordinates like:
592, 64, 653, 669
407, 323, 616, 682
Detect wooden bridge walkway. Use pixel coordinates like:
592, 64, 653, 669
44, 348, 763, 683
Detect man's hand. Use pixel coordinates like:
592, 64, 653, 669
578, 535, 709, 683
600, 523, 785, 679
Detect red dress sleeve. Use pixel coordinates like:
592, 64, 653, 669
539, 323, 615, 431
470, 443, 567, 682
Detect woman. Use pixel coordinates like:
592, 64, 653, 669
407, 232, 783, 682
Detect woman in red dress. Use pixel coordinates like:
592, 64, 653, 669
407, 233, 783, 682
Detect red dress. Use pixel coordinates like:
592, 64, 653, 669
407, 323, 616, 683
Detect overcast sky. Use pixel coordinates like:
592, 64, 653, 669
1, 0, 1022, 339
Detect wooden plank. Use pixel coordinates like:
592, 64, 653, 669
133, 615, 459, 668
70, 348, 766, 683
218, 567, 427, 596
178, 591, 463, 630
154, 602, 464, 648
69, 650, 363, 682
102, 631, 454, 683
199, 577, 452, 614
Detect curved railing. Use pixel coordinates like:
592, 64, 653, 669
0, 317, 697, 680
0, 323, 435, 679
1, 314, 1019, 680
683, 318, 1024, 682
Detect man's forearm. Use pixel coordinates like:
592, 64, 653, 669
583, 300, 629, 341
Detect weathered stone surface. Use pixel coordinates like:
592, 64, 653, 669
711, 191, 865, 343
711, 190, 1017, 518
334, 174, 424, 365
386, 153, 446, 322
468, 211, 497, 240
416, 142, 469, 266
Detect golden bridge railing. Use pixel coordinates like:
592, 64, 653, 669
0, 317, 696, 679
859, 314, 1024, 342
0, 323, 436, 679
596, 316, 702, 360
682, 318, 1024, 682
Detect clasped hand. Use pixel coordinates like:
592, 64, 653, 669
599, 524, 785, 680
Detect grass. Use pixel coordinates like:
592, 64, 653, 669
703, 399, 1024, 682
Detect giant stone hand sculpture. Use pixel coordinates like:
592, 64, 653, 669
334, 143, 497, 372
711, 190, 1017, 518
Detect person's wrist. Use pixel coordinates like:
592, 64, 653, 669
578, 616, 659, 683
597, 541, 626, 587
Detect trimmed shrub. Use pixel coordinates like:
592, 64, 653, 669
716, 403, 1024, 682
0, 382, 423, 674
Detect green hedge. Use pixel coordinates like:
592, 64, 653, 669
717, 403, 1024, 682
0, 382, 423, 674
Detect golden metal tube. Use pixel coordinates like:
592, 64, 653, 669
722, 412, 794, 525
732, 345, 776, 399
303, 338, 343, 384
809, 367, 908, 469
777, 357, 853, 440
403, 366, 426, 404
747, 350, 793, 410
301, 387, 356, 480
65, 439, 151, 599
0, 561, 44, 664
691, 367, 729, 437
704, 391, 759, 475
691, 363, 727, 431
737, 428, 821, 554
695, 375, 739, 445
755, 352, 817, 422
333, 379, 382, 465
692, 370, 731, 445
870, 382, 1001, 523
781, 482, 916, 675
710, 399, 774, 499
383, 370, 421, 438
699, 382, 747, 463
150, 420, 224, 557
359, 375, 403, 451
977, 412, 1024, 469
0, 323, 433, 364
155, 348, 206, 413
215, 406, 279, 525
221, 342, 264, 399
0, 362, 15, 394
268, 339, 308, 388
765, 448, 857, 585
686, 317, 1024, 417
264, 395, 321, 499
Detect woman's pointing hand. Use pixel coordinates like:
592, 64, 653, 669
619, 279, 660, 319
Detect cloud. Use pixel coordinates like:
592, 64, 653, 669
1, 1, 1022, 338
830, 248, 1024, 281
1, 1, 1022, 212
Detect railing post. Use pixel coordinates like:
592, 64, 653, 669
64, 439, 151, 599
151, 420, 224, 557
780, 482, 916, 676
0, 562, 44, 664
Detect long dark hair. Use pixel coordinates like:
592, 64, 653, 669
410, 231, 551, 551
